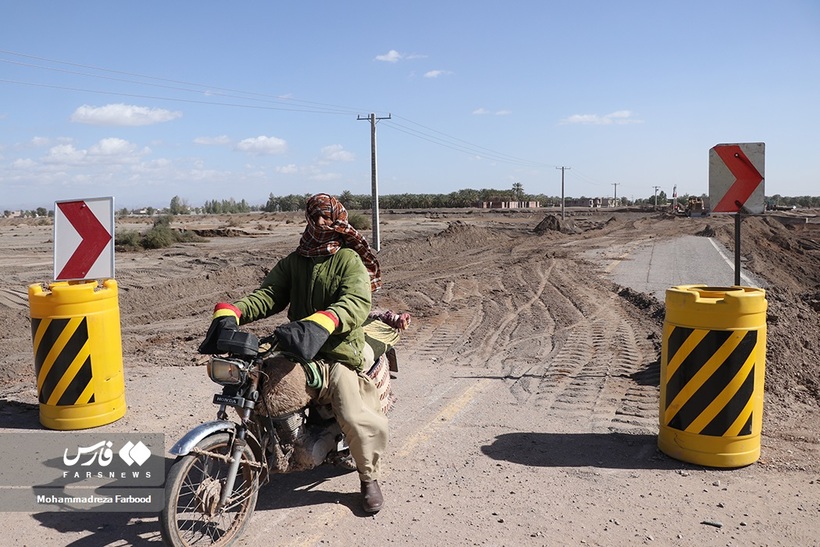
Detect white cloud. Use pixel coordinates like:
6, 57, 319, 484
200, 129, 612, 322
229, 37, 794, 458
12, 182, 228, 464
89, 137, 141, 158
137, 158, 172, 170
235, 136, 288, 155
320, 144, 354, 162
310, 171, 342, 182
560, 110, 643, 125
194, 135, 231, 146
375, 49, 403, 63
12, 158, 36, 169
41, 138, 147, 166
276, 164, 298, 174
71, 103, 182, 126
423, 69, 452, 78
43, 144, 87, 165
472, 108, 512, 116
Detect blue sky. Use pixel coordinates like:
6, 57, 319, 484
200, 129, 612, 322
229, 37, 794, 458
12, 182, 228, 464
1, 1, 818, 210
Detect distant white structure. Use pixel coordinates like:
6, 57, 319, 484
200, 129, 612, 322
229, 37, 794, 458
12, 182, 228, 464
480, 201, 541, 209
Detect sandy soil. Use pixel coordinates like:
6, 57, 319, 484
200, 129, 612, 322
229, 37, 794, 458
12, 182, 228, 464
0, 207, 817, 546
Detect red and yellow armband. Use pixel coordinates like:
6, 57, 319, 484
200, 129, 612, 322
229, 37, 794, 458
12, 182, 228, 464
273, 310, 339, 361
199, 302, 242, 354
303, 310, 339, 334
212, 302, 241, 322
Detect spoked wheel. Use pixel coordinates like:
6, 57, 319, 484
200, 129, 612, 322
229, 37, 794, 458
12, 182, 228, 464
160, 433, 260, 547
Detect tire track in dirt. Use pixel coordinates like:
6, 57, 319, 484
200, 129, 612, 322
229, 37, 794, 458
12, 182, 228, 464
382, 223, 660, 436
503, 260, 658, 434
0, 287, 28, 310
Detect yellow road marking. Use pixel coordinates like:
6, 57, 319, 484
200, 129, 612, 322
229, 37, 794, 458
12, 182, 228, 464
395, 379, 489, 459
288, 378, 490, 547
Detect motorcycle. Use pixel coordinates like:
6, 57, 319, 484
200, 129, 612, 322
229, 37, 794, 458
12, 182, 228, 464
159, 328, 396, 547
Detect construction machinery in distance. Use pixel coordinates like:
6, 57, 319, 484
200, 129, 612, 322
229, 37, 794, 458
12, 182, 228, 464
684, 196, 707, 216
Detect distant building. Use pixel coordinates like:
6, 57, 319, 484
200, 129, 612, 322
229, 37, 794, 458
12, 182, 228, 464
563, 197, 620, 208
480, 201, 541, 209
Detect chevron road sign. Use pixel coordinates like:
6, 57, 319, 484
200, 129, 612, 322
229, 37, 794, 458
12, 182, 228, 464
54, 197, 114, 281
709, 142, 765, 214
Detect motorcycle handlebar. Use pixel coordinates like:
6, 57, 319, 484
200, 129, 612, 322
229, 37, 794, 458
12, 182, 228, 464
215, 329, 260, 357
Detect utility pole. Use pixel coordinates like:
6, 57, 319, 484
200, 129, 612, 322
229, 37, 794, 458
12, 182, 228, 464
556, 166, 570, 220
652, 185, 661, 209
612, 182, 620, 206
357, 112, 391, 251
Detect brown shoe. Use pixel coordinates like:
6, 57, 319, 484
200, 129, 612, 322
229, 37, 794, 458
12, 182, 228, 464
361, 480, 383, 513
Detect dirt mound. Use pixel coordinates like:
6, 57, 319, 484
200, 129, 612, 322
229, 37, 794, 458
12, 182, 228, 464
616, 286, 664, 323
695, 224, 716, 237
532, 214, 577, 234
426, 221, 507, 248
191, 227, 252, 237
712, 213, 820, 404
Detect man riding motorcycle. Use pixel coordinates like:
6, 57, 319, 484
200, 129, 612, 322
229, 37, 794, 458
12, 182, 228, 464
199, 193, 404, 513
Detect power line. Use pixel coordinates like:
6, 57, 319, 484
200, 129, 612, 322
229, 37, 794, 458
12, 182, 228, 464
383, 118, 565, 170
568, 168, 609, 188
388, 115, 557, 168
0, 49, 589, 180
0, 49, 364, 115
0, 78, 357, 115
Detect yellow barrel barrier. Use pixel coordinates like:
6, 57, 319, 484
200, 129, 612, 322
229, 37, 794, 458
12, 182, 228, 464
659, 285, 767, 467
28, 279, 127, 430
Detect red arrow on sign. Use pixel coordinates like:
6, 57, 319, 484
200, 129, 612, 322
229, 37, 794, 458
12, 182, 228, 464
712, 145, 764, 213
57, 201, 112, 279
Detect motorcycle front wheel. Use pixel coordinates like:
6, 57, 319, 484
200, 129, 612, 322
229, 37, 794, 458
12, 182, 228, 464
160, 432, 260, 547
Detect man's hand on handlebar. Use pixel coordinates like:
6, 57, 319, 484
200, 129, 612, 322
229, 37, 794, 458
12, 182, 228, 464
199, 303, 241, 354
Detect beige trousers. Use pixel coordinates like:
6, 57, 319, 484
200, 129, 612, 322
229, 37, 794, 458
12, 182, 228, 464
315, 351, 388, 482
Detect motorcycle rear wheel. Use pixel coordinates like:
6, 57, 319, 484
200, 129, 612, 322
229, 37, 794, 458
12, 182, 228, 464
160, 433, 260, 547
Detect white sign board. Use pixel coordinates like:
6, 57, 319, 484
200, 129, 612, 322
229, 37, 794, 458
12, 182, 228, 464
54, 197, 115, 281
709, 142, 765, 214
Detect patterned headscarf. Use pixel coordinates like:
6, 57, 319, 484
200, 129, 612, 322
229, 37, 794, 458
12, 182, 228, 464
296, 193, 382, 292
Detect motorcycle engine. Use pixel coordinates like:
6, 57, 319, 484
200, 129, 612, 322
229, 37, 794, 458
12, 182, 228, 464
271, 410, 306, 445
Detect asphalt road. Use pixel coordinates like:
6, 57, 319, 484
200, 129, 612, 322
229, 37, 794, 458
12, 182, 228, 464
605, 234, 767, 302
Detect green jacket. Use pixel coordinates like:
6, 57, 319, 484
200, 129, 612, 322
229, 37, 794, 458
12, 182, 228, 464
233, 248, 372, 370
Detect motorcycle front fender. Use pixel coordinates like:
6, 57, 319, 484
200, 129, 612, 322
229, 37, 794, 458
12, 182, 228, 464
169, 420, 236, 457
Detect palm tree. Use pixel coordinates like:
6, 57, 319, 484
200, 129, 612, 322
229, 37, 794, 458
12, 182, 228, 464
512, 182, 524, 202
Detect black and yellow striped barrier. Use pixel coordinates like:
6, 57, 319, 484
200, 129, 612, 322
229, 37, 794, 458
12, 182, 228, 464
659, 285, 767, 467
28, 279, 126, 430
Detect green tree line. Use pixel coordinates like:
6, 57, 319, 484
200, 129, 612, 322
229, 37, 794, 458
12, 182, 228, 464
262, 188, 548, 212
7, 190, 820, 219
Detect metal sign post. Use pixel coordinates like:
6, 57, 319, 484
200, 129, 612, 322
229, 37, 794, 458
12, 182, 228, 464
708, 143, 765, 285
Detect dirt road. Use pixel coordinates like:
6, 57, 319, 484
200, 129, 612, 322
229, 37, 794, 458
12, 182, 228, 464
0, 209, 817, 546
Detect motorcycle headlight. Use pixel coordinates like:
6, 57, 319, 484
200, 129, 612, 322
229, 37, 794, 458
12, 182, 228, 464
207, 357, 248, 386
